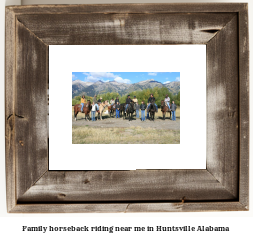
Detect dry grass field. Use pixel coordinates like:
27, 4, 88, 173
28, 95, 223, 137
72, 106, 180, 144
72, 126, 180, 144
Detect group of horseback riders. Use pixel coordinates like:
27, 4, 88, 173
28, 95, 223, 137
76, 93, 176, 121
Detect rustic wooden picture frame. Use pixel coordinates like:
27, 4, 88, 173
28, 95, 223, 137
5, 3, 249, 213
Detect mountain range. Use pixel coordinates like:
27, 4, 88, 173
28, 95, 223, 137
72, 79, 180, 98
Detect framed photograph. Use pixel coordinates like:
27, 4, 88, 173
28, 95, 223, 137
5, 3, 249, 212
49, 45, 206, 171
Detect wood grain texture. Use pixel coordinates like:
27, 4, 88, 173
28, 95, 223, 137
16, 13, 236, 45
238, 4, 249, 209
5, 7, 16, 212
10, 202, 247, 213
18, 170, 236, 203
7, 3, 246, 15
15, 20, 48, 200
206, 16, 239, 198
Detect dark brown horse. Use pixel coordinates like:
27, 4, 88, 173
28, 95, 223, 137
161, 100, 171, 120
120, 103, 126, 118
149, 101, 156, 121
125, 102, 134, 121
74, 100, 91, 121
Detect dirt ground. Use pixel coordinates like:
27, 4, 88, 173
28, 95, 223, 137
72, 114, 180, 131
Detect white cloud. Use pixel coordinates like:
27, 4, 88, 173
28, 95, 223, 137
86, 75, 100, 82
72, 74, 75, 78
176, 77, 180, 81
148, 72, 157, 76
83, 72, 120, 83
163, 81, 171, 84
82, 72, 131, 84
114, 77, 131, 84
166, 77, 168, 79
89, 72, 116, 78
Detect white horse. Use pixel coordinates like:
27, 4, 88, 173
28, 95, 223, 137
98, 100, 108, 120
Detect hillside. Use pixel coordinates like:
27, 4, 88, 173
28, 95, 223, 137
72, 79, 180, 98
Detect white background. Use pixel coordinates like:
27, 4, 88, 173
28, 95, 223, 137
49, 45, 206, 170
0, 0, 252, 237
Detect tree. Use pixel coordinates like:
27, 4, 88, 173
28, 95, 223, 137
75, 96, 81, 101
84, 87, 180, 106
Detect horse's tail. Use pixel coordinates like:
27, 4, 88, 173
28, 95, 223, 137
74, 105, 78, 120
74, 105, 77, 115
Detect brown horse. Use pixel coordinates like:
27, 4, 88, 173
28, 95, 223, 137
97, 101, 108, 120
161, 100, 171, 120
74, 100, 91, 121
108, 104, 116, 117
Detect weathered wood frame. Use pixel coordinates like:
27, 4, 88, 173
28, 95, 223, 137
5, 4, 249, 213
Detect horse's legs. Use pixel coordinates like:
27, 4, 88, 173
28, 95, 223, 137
75, 111, 78, 121
74, 110, 76, 121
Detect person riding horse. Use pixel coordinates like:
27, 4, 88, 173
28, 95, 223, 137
110, 98, 115, 105
108, 98, 116, 117
132, 96, 138, 103
74, 99, 91, 121
125, 95, 133, 112
97, 97, 102, 103
81, 95, 87, 112
164, 94, 170, 109
147, 94, 158, 112
115, 97, 120, 104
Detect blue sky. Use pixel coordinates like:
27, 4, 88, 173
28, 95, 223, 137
72, 72, 180, 84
